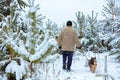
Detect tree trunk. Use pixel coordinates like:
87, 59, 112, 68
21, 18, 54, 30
9, 48, 13, 60
30, 62, 33, 77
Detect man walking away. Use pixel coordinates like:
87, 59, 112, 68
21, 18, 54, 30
58, 20, 81, 72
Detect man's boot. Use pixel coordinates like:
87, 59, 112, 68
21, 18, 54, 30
63, 63, 66, 69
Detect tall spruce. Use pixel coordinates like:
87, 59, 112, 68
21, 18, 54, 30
102, 0, 120, 19
74, 11, 86, 38
87, 11, 99, 52
74, 11, 99, 52
0, 0, 57, 79
102, 0, 120, 61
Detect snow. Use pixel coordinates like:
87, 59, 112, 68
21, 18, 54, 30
0, 36, 120, 80
5, 58, 26, 80
24, 51, 120, 80
17, 40, 30, 57
0, 0, 120, 80
80, 37, 89, 45
29, 6, 38, 13
55, 52, 119, 80
0, 35, 120, 80
29, 30, 57, 62
29, 38, 57, 62
2, 50, 119, 80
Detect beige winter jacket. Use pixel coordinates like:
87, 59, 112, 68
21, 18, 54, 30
58, 26, 81, 51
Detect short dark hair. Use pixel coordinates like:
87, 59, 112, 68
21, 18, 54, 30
66, 20, 72, 26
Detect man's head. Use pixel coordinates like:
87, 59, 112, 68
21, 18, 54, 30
66, 20, 72, 26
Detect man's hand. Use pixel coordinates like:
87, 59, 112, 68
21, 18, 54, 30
59, 46, 62, 49
77, 46, 82, 49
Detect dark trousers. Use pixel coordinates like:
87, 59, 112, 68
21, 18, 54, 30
62, 51, 73, 70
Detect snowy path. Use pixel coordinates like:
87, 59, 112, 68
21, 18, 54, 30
54, 55, 103, 80
46, 52, 120, 80
1, 52, 119, 80
21, 52, 119, 80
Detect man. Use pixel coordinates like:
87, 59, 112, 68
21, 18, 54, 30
58, 20, 81, 72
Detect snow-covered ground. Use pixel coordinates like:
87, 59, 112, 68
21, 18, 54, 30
34, 51, 120, 80
0, 51, 120, 80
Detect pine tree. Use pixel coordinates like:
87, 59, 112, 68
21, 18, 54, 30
73, 11, 88, 55
0, 0, 27, 60
102, 0, 120, 19
0, 0, 29, 80
87, 11, 99, 52
101, 0, 120, 61
0, 0, 57, 79
0, 0, 10, 61
74, 11, 87, 38
74, 11, 99, 52
0, 0, 10, 17
45, 19, 59, 38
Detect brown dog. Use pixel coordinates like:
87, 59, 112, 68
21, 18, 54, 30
88, 57, 97, 73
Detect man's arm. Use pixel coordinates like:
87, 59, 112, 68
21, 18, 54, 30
74, 30, 81, 49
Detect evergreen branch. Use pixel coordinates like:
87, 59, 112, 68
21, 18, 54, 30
18, 0, 28, 8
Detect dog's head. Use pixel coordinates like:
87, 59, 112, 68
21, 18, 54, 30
89, 57, 96, 65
